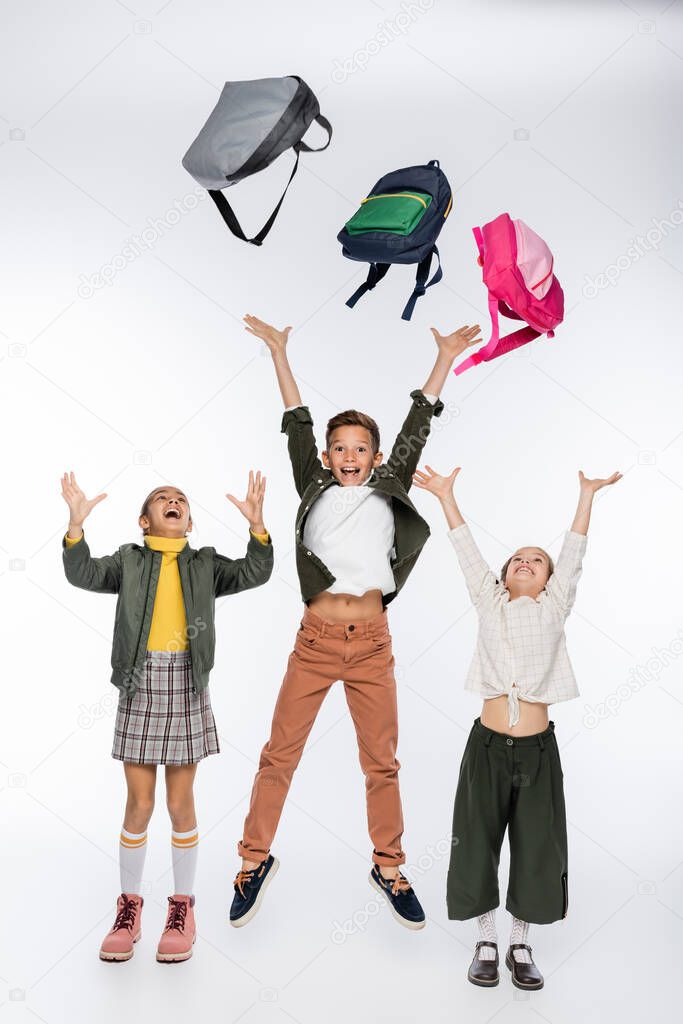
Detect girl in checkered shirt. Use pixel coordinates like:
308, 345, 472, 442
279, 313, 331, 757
413, 464, 621, 991
61, 472, 272, 965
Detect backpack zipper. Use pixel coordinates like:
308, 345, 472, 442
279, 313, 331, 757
361, 192, 429, 208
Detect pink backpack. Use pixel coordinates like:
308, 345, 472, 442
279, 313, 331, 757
454, 213, 564, 375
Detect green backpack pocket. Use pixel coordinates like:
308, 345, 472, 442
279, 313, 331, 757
344, 191, 432, 236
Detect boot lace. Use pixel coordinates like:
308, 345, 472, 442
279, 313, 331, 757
112, 895, 138, 932
164, 897, 188, 932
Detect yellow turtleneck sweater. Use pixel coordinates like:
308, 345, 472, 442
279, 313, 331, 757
64, 530, 270, 651
144, 535, 189, 651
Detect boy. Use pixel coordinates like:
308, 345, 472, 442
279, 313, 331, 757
230, 315, 481, 930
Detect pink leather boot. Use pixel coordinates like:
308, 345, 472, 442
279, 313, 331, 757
99, 893, 143, 962
156, 895, 196, 962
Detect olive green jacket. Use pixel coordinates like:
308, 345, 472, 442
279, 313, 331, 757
62, 532, 273, 695
282, 389, 444, 605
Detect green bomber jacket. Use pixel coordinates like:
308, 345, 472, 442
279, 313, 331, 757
62, 532, 273, 695
282, 389, 444, 605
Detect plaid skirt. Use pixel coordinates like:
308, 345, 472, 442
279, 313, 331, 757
112, 650, 220, 766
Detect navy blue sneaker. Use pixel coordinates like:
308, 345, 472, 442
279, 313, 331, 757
369, 865, 426, 930
230, 855, 279, 927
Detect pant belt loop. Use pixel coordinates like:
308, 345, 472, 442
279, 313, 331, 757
538, 733, 545, 750
483, 730, 493, 747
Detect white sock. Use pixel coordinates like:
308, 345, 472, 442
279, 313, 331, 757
476, 910, 498, 960
510, 917, 532, 963
171, 828, 199, 896
119, 828, 147, 895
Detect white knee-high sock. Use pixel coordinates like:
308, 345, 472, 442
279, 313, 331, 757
171, 828, 199, 896
119, 828, 148, 895
476, 910, 498, 960
510, 917, 532, 962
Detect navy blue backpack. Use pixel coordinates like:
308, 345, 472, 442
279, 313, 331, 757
337, 159, 452, 321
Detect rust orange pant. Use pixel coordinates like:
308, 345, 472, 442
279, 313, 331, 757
238, 606, 405, 866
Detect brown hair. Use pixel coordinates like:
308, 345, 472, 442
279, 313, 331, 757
325, 410, 381, 454
500, 548, 554, 587
139, 486, 190, 535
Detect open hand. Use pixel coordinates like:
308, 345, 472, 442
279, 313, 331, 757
578, 470, 622, 495
430, 324, 482, 362
226, 471, 267, 533
412, 464, 461, 501
243, 315, 291, 356
60, 472, 107, 527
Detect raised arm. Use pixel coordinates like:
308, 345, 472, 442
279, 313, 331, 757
60, 472, 121, 592
243, 315, 323, 496
422, 324, 482, 397
412, 465, 498, 605
545, 469, 622, 612
570, 470, 622, 535
243, 315, 301, 408
386, 325, 482, 490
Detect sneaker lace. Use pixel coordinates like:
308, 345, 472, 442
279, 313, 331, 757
233, 868, 256, 898
389, 874, 413, 897
113, 895, 138, 932
164, 897, 188, 932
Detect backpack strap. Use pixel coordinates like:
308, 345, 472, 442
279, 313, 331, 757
454, 292, 540, 375
401, 246, 443, 322
297, 113, 333, 152
208, 147, 302, 247
207, 113, 331, 247
346, 262, 391, 308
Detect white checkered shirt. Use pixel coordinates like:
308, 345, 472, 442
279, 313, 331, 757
448, 524, 587, 725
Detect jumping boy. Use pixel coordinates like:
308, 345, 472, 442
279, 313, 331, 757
230, 314, 481, 930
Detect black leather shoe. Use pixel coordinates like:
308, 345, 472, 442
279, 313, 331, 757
505, 944, 544, 990
467, 941, 499, 987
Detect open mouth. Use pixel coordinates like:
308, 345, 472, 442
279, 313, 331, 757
515, 565, 533, 575
164, 507, 181, 520
340, 467, 361, 479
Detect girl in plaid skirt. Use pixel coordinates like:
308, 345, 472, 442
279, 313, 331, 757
61, 471, 273, 963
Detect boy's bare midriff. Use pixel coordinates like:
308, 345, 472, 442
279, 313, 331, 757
480, 693, 550, 737
309, 588, 385, 622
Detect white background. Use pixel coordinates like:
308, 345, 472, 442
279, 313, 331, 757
1, 0, 682, 1021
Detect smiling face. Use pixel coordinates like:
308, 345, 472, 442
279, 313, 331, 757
139, 486, 192, 538
502, 547, 552, 597
322, 425, 383, 486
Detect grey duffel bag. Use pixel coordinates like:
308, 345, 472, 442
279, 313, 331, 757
182, 75, 332, 246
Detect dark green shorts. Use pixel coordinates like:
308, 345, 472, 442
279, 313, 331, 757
447, 718, 568, 925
